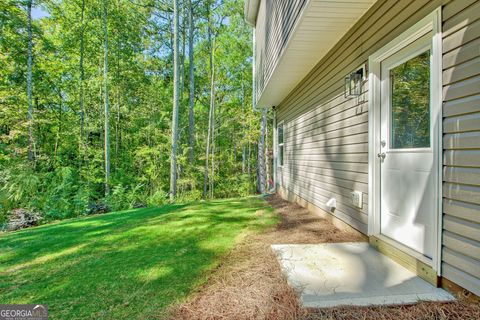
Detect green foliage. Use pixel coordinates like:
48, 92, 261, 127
1, 164, 41, 211
72, 185, 93, 216
146, 189, 169, 207
1, 165, 96, 220
105, 183, 145, 212
0, 0, 264, 223
42, 167, 82, 219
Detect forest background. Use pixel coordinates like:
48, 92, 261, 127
0, 0, 273, 226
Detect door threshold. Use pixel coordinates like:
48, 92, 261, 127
374, 234, 433, 265
369, 235, 439, 286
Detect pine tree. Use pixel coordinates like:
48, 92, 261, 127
103, 0, 111, 195
26, 0, 35, 162
170, 0, 180, 200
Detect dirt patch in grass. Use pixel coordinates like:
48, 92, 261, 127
169, 195, 480, 320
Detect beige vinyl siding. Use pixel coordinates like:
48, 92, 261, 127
271, 0, 479, 294
441, 0, 480, 296
254, 0, 307, 103
276, 0, 448, 234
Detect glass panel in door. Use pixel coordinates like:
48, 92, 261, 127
390, 50, 431, 149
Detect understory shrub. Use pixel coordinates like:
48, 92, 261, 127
0, 160, 258, 229
43, 167, 81, 220
106, 183, 145, 212
175, 189, 203, 203
146, 189, 168, 206
214, 173, 256, 199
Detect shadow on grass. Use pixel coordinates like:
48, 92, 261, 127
0, 197, 276, 319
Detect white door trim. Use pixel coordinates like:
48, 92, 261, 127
368, 8, 443, 274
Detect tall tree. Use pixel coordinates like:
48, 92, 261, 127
26, 0, 35, 162
210, 64, 215, 198
103, 0, 111, 195
241, 81, 246, 173
79, 0, 86, 156
203, 2, 215, 199
257, 107, 267, 194
265, 113, 270, 190
170, 0, 180, 200
187, 0, 195, 164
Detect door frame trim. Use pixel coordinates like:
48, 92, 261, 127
367, 8, 443, 275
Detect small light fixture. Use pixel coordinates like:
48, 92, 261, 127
344, 66, 365, 98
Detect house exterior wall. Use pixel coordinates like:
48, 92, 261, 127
269, 0, 480, 295
253, 0, 307, 104
441, 0, 480, 296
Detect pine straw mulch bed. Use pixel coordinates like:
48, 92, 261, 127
169, 195, 480, 320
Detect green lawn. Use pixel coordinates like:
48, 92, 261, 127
0, 197, 277, 319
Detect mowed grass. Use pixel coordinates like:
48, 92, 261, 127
0, 197, 277, 319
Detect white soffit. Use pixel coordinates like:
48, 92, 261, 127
257, 0, 376, 108
245, 0, 260, 26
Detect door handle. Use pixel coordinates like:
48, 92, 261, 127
377, 152, 386, 160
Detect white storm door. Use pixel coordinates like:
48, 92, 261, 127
379, 34, 435, 258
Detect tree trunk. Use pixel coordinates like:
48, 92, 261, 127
210, 86, 215, 198
103, 0, 111, 196
233, 133, 237, 162
203, 93, 213, 199
26, 0, 35, 162
115, 24, 121, 162
241, 82, 246, 173
210, 131, 215, 198
247, 142, 251, 177
257, 107, 267, 194
187, 0, 195, 164
265, 114, 270, 191
180, 1, 186, 98
79, 0, 86, 158
170, 0, 180, 200
177, 2, 186, 183
242, 145, 246, 173
203, 7, 215, 199
115, 93, 120, 160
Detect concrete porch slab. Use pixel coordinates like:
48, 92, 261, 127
271, 242, 455, 308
